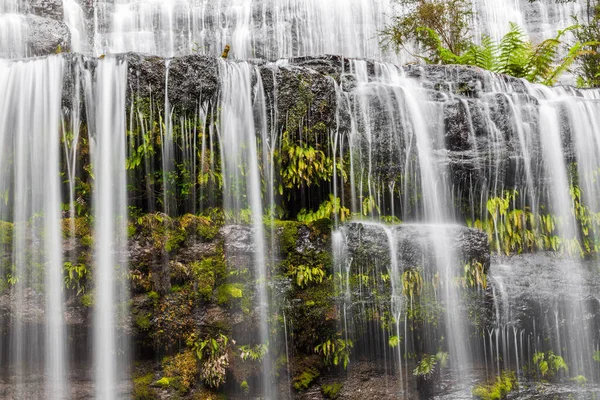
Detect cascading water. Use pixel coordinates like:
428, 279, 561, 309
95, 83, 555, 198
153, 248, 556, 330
1, 0, 600, 398
0, 0, 27, 58
90, 55, 130, 399
0, 55, 66, 398
218, 60, 274, 397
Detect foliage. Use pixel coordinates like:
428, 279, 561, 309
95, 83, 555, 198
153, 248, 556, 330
533, 351, 568, 379
322, 382, 343, 399
389, 335, 400, 348
239, 343, 269, 362
572, 2, 600, 87
81, 292, 94, 307
402, 268, 423, 300
462, 261, 487, 289
420, 22, 594, 85
571, 375, 588, 386
189, 333, 231, 388
314, 337, 354, 369
467, 189, 600, 256
281, 131, 334, 190
297, 195, 350, 224
380, 0, 473, 60
63, 262, 88, 295
190, 256, 227, 300
288, 264, 326, 288
593, 350, 600, 363
0, 221, 13, 245
413, 351, 449, 380
472, 370, 516, 400
216, 283, 244, 308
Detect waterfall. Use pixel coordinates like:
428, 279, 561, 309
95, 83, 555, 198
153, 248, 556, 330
2, 0, 600, 396
0, 56, 66, 398
0, 0, 27, 58
90, 55, 129, 399
218, 60, 274, 397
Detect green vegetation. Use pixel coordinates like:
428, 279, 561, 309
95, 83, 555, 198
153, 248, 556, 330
189, 333, 231, 388
314, 337, 354, 369
382, 0, 600, 86
292, 367, 320, 391
322, 382, 343, 399
413, 351, 449, 380
132, 373, 157, 400
572, 1, 600, 87
532, 351, 568, 379
468, 189, 600, 256
381, 0, 472, 60
297, 195, 350, 224
472, 370, 516, 400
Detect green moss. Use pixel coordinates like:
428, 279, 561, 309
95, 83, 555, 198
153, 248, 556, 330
165, 228, 186, 252
0, 221, 13, 245
80, 235, 93, 247
293, 367, 320, 391
216, 283, 244, 307
132, 373, 157, 400
81, 293, 94, 307
148, 291, 159, 302
322, 382, 343, 399
272, 221, 299, 255
135, 313, 151, 331
191, 256, 227, 300
472, 371, 516, 400
155, 376, 173, 388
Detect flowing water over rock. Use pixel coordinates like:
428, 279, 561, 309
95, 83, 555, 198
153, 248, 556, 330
1, 2, 600, 398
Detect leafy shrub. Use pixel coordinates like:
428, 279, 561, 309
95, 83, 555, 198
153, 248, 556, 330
314, 338, 353, 369
533, 351, 568, 379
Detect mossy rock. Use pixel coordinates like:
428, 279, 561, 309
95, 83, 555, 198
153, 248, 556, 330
191, 256, 227, 300
132, 373, 158, 400
322, 382, 343, 399
292, 366, 320, 391
0, 221, 13, 245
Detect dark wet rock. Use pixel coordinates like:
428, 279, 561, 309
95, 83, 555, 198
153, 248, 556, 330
126, 53, 167, 102
343, 222, 490, 274
26, 15, 71, 56
404, 64, 528, 97
167, 54, 219, 110
275, 63, 337, 133
223, 224, 256, 255
489, 253, 600, 328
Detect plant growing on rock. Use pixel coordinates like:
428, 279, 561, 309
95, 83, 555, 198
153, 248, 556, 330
189, 333, 232, 388
239, 343, 269, 362
462, 261, 487, 289
63, 262, 88, 295
159, 349, 199, 393
297, 195, 350, 224
402, 268, 424, 300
